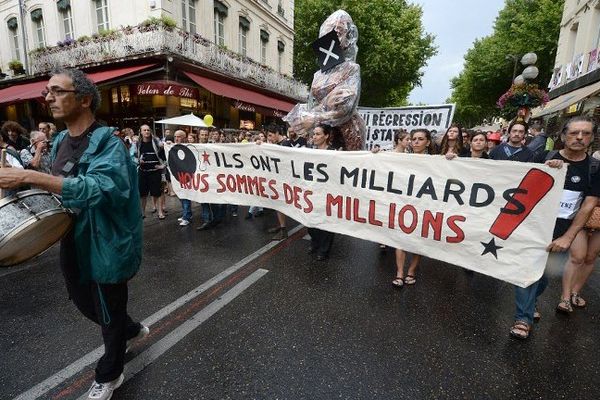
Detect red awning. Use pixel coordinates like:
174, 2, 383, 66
0, 64, 157, 106
183, 71, 296, 112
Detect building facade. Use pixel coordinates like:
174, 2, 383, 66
0, 0, 305, 133
534, 0, 600, 131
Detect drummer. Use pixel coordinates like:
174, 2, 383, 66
0, 68, 147, 400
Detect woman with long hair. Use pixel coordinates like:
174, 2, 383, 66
439, 124, 466, 156
393, 129, 436, 287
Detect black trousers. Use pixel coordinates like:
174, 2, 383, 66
60, 233, 141, 383
307, 227, 335, 257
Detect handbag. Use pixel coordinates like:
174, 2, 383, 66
585, 206, 600, 230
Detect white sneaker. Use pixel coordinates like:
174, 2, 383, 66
87, 373, 124, 400
179, 219, 190, 226
126, 324, 149, 353
177, 217, 184, 222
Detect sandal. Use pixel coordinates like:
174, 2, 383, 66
570, 292, 587, 308
509, 320, 531, 339
392, 277, 404, 288
556, 299, 573, 314
404, 275, 416, 285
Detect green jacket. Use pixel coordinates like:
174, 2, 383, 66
51, 126, 143, 283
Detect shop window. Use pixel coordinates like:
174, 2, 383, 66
94, 0, 110, 33
31, 9, 46, 48
182, 0, 196, 34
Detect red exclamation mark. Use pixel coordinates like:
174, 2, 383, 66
489, 168, 555, 240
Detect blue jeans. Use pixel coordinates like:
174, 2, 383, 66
180, 199, 192, 222
514, 274, 548, 325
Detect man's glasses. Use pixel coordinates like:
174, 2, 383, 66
41, 88, 78, 98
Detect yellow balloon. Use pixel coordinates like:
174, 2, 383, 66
204, 114, 214, 126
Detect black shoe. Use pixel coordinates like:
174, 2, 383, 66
308, 245, 316, 254
255, 210, 264, 217
316, 254, 328, 262
196, 222, 211, 231
245, 213, 254, 220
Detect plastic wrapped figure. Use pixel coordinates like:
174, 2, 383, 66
283, 10, 366, 150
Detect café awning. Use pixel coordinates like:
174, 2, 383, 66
183, 71, 296, 113
531, 80, 600, 118
0, 64, 157, 106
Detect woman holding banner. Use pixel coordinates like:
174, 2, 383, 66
393, 129, 436, 287
307, 124, 337, 261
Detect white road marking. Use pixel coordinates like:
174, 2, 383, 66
13, 225, 302, 400
76, 269, 269, 400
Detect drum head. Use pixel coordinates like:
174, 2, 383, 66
0, 212, 73, 267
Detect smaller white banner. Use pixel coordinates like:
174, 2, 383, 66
358, 104, 455, 150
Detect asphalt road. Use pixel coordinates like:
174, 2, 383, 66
1, 198, 600, 400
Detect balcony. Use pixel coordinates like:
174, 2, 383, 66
28, 25, 307, 101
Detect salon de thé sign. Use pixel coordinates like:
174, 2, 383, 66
134, 82, 198, 99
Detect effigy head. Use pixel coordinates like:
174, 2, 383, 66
318, 10, 358, 62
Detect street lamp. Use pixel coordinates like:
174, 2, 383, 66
516, 52, 538, 85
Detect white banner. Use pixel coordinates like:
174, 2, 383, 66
358, 104, 455, 150
166, 143, 566, 287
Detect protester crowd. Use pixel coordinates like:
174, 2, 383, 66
2, 114, 599, 345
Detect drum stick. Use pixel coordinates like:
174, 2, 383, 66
1, 148, 6, 198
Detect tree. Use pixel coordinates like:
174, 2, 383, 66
294, 0, 436, 107
449, 0, 564, 126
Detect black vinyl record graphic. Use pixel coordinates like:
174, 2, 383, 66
168, 144, 197, 183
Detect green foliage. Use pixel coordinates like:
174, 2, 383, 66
294, 0, 436, 107
449, 0, 564, 126
8, 59, 23, 71
77, 35, 91, 43
140, 15, 177, 30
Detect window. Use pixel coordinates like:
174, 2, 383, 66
58, 1, 74, 39
7, 18, 20, 61
95, 0, 109, 32
277, 40, 285, 72
31, 9, 46, 48
239, 17, 250, 57
182, 0, 196, 34
260, 30, 269, 64
213, 1, 228, 46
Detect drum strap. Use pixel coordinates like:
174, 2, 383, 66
60, 122, 103, 177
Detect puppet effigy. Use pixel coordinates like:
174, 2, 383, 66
283, 10, 366, 150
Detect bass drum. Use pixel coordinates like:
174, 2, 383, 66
0, 189, 74, 267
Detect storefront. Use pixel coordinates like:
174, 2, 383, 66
0, 59, 297, 136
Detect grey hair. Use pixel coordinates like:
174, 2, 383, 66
50, 67, 101, 113
562, 115, 598, 136
30, 130, 46, 141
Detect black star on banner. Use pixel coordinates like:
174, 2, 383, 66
312, 30, 344, 72
481, 238, 503, 259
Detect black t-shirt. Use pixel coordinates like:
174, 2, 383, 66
288, 137, 307, 148
138, 140, 165, 172
546, 152, 600, 222
51, 122, 101, 177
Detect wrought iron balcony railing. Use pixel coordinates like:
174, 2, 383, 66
29, 25, 307, 100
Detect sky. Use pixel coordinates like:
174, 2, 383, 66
408, 0, 505, 105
